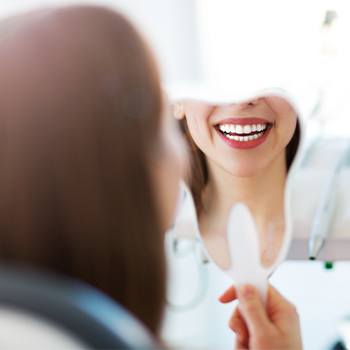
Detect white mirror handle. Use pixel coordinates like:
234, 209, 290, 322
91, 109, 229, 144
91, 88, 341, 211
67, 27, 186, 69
226, 203, 268, 303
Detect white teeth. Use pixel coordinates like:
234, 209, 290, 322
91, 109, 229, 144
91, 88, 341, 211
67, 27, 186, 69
226, 134, 240, 141
256, 124, 267, 132
223, 131, 264, 142
243, 125, 252, 134
235, 125, 243, 134
219, 124, 229, 133
218, 122, 269, 143
220, 124, 230, 133
219, 123, 267, 134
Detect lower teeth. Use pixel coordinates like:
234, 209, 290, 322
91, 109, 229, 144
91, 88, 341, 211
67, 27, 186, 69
224, 131, 264, 142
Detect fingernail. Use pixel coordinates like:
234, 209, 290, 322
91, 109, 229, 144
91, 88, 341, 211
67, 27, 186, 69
239, 285, 255, 299
218, 294, 225, 302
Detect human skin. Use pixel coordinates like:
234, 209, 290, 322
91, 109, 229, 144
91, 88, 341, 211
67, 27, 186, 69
176, 97, 297, 268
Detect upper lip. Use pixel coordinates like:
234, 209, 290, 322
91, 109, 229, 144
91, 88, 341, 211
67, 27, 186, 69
214, 117, 273, 126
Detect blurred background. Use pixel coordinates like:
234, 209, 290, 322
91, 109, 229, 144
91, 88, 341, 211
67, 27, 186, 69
1, 1, 350, 349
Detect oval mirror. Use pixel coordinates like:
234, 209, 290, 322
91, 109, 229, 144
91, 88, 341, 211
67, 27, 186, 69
171, 89, 303, 294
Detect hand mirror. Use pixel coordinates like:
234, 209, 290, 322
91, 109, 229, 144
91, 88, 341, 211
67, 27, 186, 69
171, 88, 303, 299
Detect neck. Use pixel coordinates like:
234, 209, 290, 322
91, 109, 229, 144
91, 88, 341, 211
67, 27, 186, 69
201, 153, 287, 234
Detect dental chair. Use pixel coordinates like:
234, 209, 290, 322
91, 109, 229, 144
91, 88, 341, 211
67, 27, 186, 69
0, 266, 157, 349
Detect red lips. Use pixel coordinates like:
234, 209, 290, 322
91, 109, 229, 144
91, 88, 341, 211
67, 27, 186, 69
215, 117, 272, 150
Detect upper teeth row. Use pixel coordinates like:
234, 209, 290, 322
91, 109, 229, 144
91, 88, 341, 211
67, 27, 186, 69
218, 123, 267, 134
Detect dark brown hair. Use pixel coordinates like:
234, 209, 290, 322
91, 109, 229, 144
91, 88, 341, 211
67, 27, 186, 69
0, 6, 165, 335
180, 117, 300, 214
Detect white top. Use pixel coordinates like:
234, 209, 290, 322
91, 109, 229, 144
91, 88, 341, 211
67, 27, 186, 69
171, 169, 350, 262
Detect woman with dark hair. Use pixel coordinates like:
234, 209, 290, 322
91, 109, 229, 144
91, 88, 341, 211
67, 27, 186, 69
0, 5, 303, 349
0, 5, 186, 337
171, 95, 303, 349
173, 95, 300, 269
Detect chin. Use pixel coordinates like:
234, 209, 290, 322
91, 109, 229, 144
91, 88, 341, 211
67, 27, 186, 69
222, 162, 265, 178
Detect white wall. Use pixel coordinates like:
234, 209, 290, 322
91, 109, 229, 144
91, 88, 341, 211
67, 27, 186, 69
0, 0, 201, 85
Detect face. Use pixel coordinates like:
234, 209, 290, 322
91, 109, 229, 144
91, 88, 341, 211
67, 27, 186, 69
152, 97, 188, 232
173, 94, 300, 272
182, 96, 297, 177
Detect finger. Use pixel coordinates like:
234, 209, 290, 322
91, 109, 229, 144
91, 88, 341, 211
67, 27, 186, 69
219, 285, 237, 303
229, 308, 249, 347
267, 285, 292, 309
238, 284, 271, 334
172, 102, 185, 119
235, 333, 249, 350
229, 308, 248, 333
229, 307, 244, 332
267, 286, 298, 323
235, 327, 249, 350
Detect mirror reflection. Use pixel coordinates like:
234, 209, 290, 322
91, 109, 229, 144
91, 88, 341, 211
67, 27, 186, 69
174, 94, 300, 269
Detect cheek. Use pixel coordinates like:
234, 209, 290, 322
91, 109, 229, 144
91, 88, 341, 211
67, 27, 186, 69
186, 116, 212, 152
183, 102, 215, 155
276, 116, 297, 150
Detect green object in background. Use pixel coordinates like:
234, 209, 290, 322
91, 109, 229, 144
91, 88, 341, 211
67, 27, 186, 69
324, 261, 333, 269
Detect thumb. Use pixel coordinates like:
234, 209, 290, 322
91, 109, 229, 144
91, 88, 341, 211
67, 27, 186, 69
238, 285, 271, 335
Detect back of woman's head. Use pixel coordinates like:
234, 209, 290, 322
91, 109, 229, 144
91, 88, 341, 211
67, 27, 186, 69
0, 6, 165, 334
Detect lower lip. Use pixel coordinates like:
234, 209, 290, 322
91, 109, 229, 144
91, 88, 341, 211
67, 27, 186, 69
216, 127, 271, 150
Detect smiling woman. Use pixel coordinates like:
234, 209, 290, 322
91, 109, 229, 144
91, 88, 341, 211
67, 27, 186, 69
173, 92, 300, 269
185, 97, 297, 175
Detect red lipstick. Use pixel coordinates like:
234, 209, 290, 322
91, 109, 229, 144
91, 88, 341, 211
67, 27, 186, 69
215, 117, 272, 150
